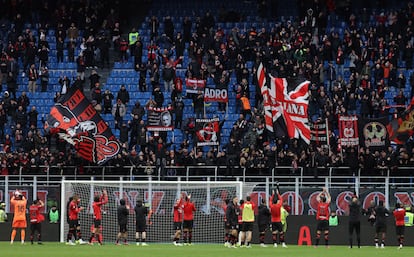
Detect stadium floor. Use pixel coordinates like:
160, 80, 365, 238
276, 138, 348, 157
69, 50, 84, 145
1, 242, 413, 257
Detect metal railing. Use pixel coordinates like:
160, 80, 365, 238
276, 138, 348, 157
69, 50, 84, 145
0, 165, 412, 185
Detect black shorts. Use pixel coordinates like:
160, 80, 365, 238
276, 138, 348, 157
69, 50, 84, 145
94, 219, 101, 228
375, 224, 386, 233
242, 222, 254, 232
224, 222, 231, 230
316, 220, 329, 231
396, 225, 405, 236
173, 222, 182, 231
136, 222, 146, 232
183, 220, 194, 229
272, 222, 283, 232
228, 223, 239, 231
30, 222, 41, 233
119, 224, 127, 233
258, 224, 268, 233
68, 219, 79, 229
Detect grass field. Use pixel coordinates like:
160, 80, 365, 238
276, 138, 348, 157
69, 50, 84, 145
1, 243, 414, 257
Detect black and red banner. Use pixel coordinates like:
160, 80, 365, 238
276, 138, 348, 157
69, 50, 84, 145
338, 115, 359, 147
310, 119, 328, 146
45, 87, 120, 164
185, 78, 206, 94
146, 106, 174, 131
204, 87, 228, 103
196, 118, 220, 146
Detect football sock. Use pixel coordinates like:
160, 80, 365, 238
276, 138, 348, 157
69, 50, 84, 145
76, 229, 82, 240
259, 232, 265, 243
272, 233, 277, 243
11, 229, 17, 242
89, 233, 95, 243
280, 232, 285, 243
183, 231, 188, 243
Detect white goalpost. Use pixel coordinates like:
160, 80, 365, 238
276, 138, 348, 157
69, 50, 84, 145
60, 178, 243, 244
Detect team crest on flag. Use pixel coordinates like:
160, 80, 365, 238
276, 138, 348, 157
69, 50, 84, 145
338, 115, 359, 146
45, 87, 120, 164
195, 118, 220, 146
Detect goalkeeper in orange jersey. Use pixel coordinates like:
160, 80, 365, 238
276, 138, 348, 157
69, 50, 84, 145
88, 189, 108, 245
10, 190, 27, 244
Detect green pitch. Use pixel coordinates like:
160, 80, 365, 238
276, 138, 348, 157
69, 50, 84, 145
1, 243, 414, 257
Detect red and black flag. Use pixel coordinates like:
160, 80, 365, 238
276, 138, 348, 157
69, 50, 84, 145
257, 63, 310, 143
338, 115, 359, 147
195, 117, 220, 146
185, 78, 206, 94
387, 97, 414, 145
310, 118, 329, 146
45, 86, 120, 164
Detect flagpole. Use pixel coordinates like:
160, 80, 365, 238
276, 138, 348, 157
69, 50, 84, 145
325, 117, 331, 156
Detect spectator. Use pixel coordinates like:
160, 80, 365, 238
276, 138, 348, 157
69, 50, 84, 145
76, 53, 86, 83
27, 64, 38, 93
89, 70, 101, 90
112, 99, 126, 130
173, 97, 184, 129
103, 90, 114, 114
28, 106, 38, 128
39, 66, 49, 92
59, 76, 71, 96
152, 85, 164, 108
116, 84, 130, 105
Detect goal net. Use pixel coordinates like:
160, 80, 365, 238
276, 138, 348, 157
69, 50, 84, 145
60, 179, 243, 244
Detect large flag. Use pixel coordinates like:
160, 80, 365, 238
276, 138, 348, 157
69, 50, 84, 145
257, 63, 310, 143
45, 87, 120, 164
338, 115, 359, 147
359, 117, 389, 150
146, 106, 174, 131
310, 119, 329, 146
195, 118, 220, 146
185, 78, 205, 94
387, 97, 414, 144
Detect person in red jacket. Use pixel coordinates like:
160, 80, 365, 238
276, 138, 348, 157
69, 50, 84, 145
183, 194, 196, 245
269, 188, 285, 247
315, 187, 331, 248
393, 202, 406, 249
88, 189, 108, 245
66, 195, 86, 245
173, 193, 185, 246
29, 199, 44, 244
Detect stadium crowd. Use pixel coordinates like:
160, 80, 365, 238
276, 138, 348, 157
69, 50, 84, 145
0, 0, 413, 177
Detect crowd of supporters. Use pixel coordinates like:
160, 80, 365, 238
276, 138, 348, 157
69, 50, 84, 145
0, 0, 413, 176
